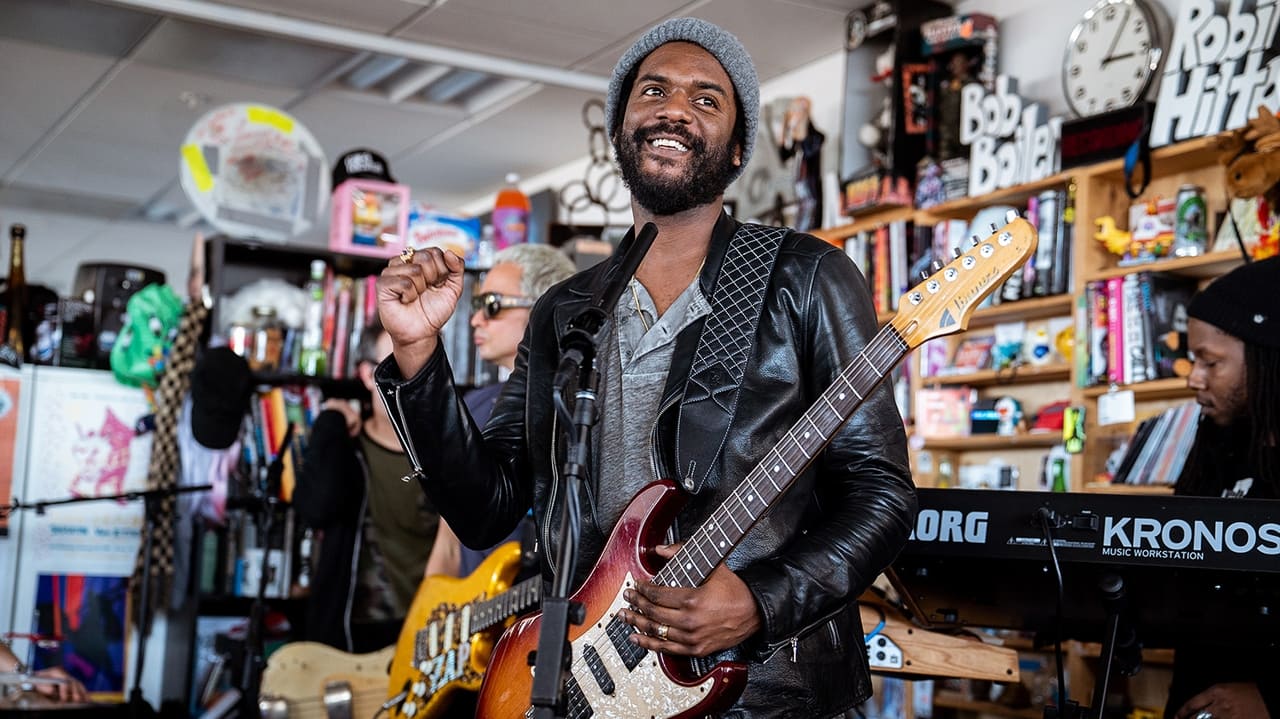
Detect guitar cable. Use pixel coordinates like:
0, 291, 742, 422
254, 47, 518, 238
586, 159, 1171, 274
1036, 507, 1070, 716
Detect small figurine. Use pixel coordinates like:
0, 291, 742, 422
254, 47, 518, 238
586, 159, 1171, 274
778, 96, 825, 232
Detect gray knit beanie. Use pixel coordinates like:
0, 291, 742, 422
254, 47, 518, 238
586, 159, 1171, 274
604, 17, 759, 180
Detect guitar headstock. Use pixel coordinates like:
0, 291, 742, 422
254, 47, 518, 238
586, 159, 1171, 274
889, 212, 1038, 349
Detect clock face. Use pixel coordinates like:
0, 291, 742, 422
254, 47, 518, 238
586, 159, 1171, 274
1062, 0, 1162, 117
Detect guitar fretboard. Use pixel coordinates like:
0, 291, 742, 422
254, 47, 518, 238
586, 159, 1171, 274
653, 324, 908, 589
473, 576, 541, 632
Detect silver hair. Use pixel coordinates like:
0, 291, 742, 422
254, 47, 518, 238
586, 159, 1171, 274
491, 244, 577, 299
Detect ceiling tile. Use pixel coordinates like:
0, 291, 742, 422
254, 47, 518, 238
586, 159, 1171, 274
0, 39, 117, 175
397, 5, 616, 68
211, 0, 428, 34
394, 85, 601, 210
17, 63, 296, 202
0, 0, 160, 58
133, 19, 356, 89
691, 0, 849, 81
288, 90, 464, 171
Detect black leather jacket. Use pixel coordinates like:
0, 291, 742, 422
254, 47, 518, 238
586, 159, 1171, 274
375, 214, 915, 718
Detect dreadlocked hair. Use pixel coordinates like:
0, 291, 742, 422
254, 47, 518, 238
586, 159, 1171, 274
1176, 341, 1280, 497
1244, 342, 1280, 492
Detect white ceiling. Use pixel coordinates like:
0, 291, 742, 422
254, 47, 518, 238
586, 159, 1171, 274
0, 0, 862, 230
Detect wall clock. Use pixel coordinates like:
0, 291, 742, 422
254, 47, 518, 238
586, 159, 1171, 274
1062, 0, 1163, 117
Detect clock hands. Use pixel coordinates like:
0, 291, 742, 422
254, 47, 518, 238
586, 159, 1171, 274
1101, 6, 1131, 66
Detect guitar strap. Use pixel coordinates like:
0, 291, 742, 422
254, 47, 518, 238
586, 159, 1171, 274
675, 223, 788, 494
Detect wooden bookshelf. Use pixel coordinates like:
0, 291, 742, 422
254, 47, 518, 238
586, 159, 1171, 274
922, 432, 1061, 452
923, 362, 1072, 388
1083, 249, 1246, 282
965, 294, 1075, 329
933, 690, 1043, 719
1082, 377, 1192, 401
814, 205, 915, 245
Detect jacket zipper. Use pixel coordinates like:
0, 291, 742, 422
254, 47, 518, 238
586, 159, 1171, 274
649, 394, 681, 483
540, 410, 562, 576
381, 384, 425, 482
760, 605, 845, 664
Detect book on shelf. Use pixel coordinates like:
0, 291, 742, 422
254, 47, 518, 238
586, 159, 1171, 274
1081, 272, 1197, 388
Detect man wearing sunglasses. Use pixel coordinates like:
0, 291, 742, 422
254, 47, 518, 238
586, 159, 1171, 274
425, 244, 575, 581
375, 18, 913, 718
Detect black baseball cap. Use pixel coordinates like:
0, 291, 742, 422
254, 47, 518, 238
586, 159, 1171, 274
332, 148, 395, 187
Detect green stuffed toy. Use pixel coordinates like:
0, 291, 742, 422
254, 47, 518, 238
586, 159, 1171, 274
110, 283, 184, 389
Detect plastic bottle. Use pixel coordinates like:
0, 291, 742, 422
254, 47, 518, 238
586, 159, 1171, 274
491, 172, 530, 250
297, 259, 328, 377
476, 224, 496, 270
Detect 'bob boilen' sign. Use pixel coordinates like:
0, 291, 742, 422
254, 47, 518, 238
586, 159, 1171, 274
1150, 0, 1280, 147
960, 75, 1062, 196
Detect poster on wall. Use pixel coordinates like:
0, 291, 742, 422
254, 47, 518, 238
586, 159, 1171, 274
30, 573, 129, 699
22, 367, 151, 562
0, 370, 20, 536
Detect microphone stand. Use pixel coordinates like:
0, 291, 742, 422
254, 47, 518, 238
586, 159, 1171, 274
3, 483, 214, 719
236, 423, 295, 719
530, 222, 658, 719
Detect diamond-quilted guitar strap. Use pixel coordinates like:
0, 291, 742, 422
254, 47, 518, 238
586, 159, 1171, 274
132, 300, 207, 619
675, 224, 787, 493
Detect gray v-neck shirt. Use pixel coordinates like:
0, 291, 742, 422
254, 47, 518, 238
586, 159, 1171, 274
594, 277, 710, 532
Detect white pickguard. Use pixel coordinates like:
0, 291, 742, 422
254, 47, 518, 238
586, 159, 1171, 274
553, 572, 716, 718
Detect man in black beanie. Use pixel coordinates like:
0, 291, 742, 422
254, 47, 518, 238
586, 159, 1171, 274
1169, 255, 1280, 719
375, 17, 913, 718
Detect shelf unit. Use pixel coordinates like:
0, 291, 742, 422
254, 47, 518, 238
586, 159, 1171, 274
933, 690, 1043, 719
817, 134, 1233, 493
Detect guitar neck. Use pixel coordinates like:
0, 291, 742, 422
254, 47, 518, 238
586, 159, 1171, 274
473, 575, 541, 632
654, 323, 909, 589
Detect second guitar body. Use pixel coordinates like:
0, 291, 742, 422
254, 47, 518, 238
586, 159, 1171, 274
388, 541, 539, 719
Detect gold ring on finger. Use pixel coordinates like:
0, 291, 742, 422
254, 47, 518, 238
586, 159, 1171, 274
399, 246, 416, 263
655, 623, 669, 641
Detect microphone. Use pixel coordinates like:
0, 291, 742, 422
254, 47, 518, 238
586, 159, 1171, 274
554, 222, 659, 388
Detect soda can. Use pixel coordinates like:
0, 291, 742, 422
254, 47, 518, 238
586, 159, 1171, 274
1174, 184, 1207, 257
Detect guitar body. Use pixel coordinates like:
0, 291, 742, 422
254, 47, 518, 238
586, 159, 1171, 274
476, 481, 747, 719
387, 541, 525, 718
260, 642, 393, 719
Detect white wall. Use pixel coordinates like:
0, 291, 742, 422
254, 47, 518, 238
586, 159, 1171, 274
487, 0, 1191, 224
954, 0, 1185, 117
462, 49, 851, 228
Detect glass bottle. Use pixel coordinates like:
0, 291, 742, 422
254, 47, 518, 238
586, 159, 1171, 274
297, 259, 328, 377
6, 224, 26, 357
250, 305, 284, 372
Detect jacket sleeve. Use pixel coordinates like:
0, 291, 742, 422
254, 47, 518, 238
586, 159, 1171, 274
373, 340, 534, 550
735, 247, 917, 644
293, 409, 363, 528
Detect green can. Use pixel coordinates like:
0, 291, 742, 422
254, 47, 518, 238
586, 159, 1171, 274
1174, 184, 1208, 257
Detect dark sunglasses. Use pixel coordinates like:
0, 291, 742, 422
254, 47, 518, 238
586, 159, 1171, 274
471, 291, 535, 319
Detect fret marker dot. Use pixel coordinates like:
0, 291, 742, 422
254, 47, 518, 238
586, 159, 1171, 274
773, 465, 780, 472
719, 541, 726, 548
748, 494, 755, 502
839, 393, 846, 400
804, 432, 810, 438
685, 562, 693, 570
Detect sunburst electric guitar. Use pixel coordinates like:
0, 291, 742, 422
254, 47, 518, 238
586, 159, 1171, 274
475, 214, 1038, 719
386, 541, 541, 718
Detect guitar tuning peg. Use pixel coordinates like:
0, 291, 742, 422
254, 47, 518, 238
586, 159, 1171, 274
990, 223, 998, 234
1005, 209, 1020, 222
952, 247, 962, 258
930, 260, 944, 273
919, 270, 930, 282
971, 235, 981, 246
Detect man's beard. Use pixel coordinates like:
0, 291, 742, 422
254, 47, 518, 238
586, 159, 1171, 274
616, 122, 738, 216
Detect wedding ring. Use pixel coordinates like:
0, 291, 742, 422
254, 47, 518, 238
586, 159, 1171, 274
399, 246, 415, 263
655, 623, 669, 641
